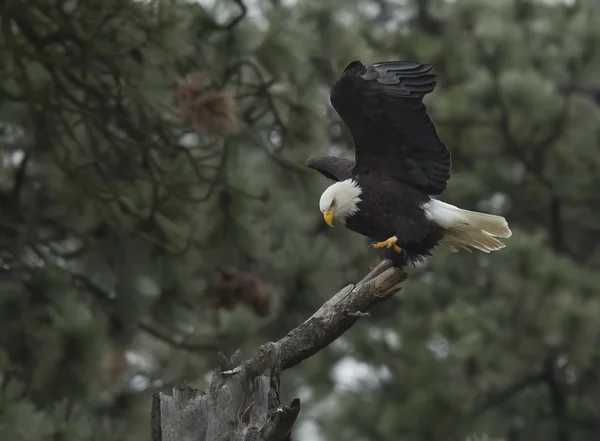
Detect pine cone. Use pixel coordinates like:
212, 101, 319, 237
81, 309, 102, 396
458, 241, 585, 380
172, 73, 239, 136
236, 270, 273, 318
205, 267, 273, 318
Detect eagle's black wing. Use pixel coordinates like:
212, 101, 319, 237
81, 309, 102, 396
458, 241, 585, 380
305, 155, 355, 182
330, 60, 451, 195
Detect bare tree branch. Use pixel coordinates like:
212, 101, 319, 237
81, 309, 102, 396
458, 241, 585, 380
151, 260, 407, 441
278, 260, 405, 370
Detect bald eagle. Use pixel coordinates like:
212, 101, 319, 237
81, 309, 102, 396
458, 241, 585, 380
306, 60, 511, 268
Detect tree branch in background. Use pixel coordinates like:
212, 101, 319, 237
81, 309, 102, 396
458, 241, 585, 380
543, 353, 570, 441
222, 0, 247, 30
415, 0, 443, 36
473, 371, 545, 418
151, 260, 407, 441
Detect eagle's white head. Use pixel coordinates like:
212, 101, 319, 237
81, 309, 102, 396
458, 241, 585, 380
318, 179, 363, 226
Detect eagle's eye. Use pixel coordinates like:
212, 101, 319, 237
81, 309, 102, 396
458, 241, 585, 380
330, 200, 337, 208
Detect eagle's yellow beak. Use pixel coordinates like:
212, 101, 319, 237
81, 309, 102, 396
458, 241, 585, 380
323, 209, 335, 227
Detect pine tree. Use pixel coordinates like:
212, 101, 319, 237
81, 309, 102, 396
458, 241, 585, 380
0, 0, 369, 439
304, 1, 600, 441
4, 0, 600, 441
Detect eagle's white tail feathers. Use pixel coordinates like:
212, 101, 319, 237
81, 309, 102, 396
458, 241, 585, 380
423, 200, 511, 253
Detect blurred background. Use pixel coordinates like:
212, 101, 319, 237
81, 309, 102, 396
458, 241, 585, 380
1, 0, 600, 440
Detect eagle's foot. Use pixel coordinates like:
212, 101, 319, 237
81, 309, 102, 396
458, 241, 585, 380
369, 236, 403, 254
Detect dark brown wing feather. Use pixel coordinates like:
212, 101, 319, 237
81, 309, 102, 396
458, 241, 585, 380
329, 60, 451, 195
305, 155, 355, 182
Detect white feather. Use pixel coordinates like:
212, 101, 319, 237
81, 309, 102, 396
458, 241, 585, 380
423, 199, 512, 253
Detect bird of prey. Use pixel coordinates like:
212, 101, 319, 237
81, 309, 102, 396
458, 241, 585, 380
306, 60, 511, 268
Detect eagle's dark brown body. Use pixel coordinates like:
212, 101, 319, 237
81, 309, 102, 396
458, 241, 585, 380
345, 175, 445, 266
308, 60, 512, 267
307, 60, 452, 268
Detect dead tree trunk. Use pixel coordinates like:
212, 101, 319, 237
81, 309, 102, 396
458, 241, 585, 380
151, 260, 407, 441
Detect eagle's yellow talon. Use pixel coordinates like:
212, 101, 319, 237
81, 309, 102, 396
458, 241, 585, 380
369, 236, 404, 254
370, 236, 399, 250
370, 241, 387, 249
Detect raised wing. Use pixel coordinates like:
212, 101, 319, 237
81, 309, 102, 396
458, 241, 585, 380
305, 155, 355, 182
330, 60, 451, 195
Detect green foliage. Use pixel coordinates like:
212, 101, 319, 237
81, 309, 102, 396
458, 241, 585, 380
302, 2, 600, 441
2, 0, 600, 441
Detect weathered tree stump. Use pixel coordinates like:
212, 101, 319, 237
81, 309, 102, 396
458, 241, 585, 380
152, 344, 298, 441
151, 260, 407, 441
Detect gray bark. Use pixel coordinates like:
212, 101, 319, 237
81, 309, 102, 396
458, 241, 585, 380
151, 260, 407, 441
